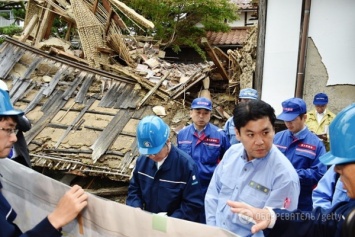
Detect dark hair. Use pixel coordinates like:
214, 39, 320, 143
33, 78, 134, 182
233, 100, 276, 132
0, 115, 19, 123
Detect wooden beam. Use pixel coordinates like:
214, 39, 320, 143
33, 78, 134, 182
201, 37, 229, 81
255, 0, 267, 97
19, 14, 38, 42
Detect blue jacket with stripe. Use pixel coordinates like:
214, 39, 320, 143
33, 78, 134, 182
126, 145, 204, 222
177, 123, 230, 194
274, 127, 327, 211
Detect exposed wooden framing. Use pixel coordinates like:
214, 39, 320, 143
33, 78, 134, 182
25, 90, 67, 144
98, 82, 123, 107
105, 9, 114, 37
255, 0, 267, 97
21, 56, 42, 80
35, 3, 54, 47
54, 97, 96, 148
19, 14, 39, 42
0, 47, 25, 79
23, 86, 46, 114
113, 84, 136, 109
90, 109, 134, 163
136, 71, 170, 109
43, 65, 71, 97
62, 71, 87, 101
75, 74, 95, 103
92, 0, 99, 13
65, 22, 73, 41
172, 74, 207, 99
201, 37, 229, 81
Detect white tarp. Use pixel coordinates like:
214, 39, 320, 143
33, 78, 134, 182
0, 159, 239, 237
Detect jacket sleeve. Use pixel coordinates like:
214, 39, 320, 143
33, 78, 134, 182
204, 160, 223, 226
1, 217, 61, 237
312, 165, 337, 209
170, 163, 204, 221
265, 204, 349, 237
297, 143, 327, 187
126, 164, 143, 208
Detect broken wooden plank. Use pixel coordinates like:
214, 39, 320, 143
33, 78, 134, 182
23, 86, 46, 114
62, 71, 87, 101
25, 90, 67, 144
136, 71, 170, 109
0, 45, 25, 79
201, 37, 229, 81
43, 65, 71, 97
90, 109, 134, 163
75, 73, 95, 103
54, 97, 96, 148
19, 14, 39, 42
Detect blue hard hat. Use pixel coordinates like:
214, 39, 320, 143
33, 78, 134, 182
320, 103, 355, 165
136, 115, 170, 155
239, 88, 258, 100
0, 89, 23, 116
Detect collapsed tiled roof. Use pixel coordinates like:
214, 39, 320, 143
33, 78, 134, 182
206, 27, 249, 46
1, 0, 258, 183
1, 37, 236, 182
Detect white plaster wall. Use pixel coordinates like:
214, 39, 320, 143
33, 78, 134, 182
308, 0, 355, 85
261, 0, 303, 115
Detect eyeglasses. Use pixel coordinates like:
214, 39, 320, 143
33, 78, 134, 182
0, 127, 18, 136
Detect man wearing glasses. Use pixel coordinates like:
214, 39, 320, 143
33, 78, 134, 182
0, 89, 88, 236
126, 115, 204, 222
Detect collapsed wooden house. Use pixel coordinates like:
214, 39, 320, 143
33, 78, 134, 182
0, 0, 257, 188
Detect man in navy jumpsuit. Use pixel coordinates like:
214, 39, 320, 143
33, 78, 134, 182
274, 98, 326, 211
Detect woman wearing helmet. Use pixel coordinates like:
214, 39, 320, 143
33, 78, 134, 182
126, 115, 204, 222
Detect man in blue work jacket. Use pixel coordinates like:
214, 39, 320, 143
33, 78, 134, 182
227, 103, 355, 237
177, 97, 230, 195
126, 115, 204, 223
274, 98, 327, 211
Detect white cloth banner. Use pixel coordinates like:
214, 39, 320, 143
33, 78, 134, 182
0, 159, 240, 237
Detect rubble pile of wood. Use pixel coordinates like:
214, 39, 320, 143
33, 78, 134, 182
17, 0, 218, 102
227, 25, 257, 95
0, 0, 257, 183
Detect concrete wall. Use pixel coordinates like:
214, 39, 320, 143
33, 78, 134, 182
303, 38, 355, 114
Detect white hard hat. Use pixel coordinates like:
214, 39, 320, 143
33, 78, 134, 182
0, 80, 8, 91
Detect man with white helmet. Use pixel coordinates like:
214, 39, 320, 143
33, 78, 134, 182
0, 80, 32, 167
224, 88, 259, 145
126, 115, 204, 222
227, 103, 355, 237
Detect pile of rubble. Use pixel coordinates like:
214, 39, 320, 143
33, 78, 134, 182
1, 0, 257, 193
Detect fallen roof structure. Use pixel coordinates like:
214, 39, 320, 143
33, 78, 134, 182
0, 0, 258, 184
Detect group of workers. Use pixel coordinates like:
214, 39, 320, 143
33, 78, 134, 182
127, 88, 354, 237
0, 79, 354, 237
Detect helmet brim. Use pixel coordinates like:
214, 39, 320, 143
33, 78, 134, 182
0, 110, 24, 116
319, 151, 354, 166
138, 142, 165, 156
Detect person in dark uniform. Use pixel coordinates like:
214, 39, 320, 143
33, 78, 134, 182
0, 89, 88, 236
0, 80, 32, 167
